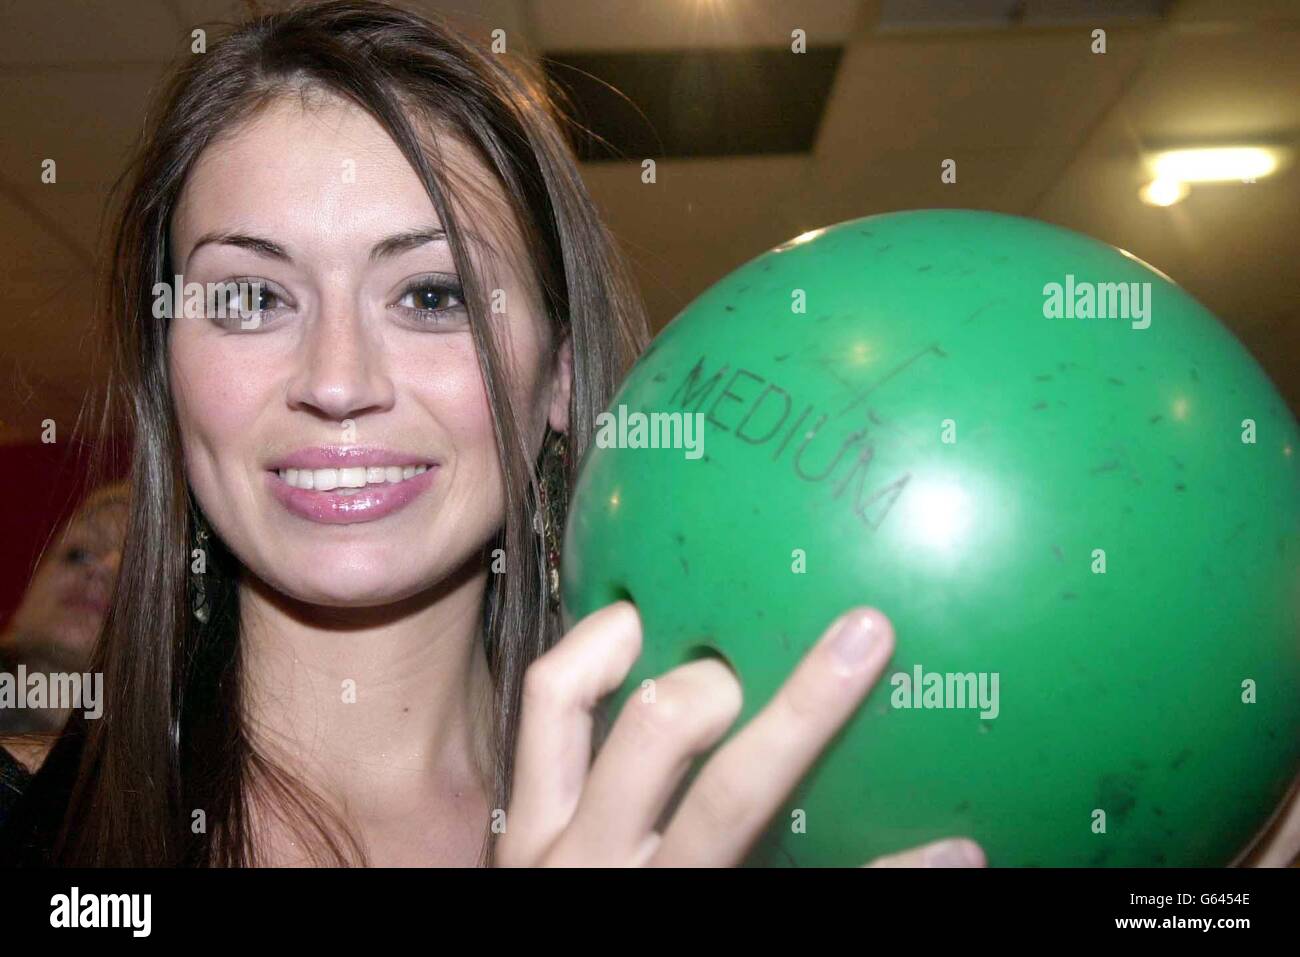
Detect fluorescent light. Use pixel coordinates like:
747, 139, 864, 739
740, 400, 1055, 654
1150, 146, 1280, 183
1139, 145, 1285, 206
1140, 177, 1190, 207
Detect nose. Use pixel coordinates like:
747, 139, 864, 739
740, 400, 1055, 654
100, 548, 122, 578
286, 297, 396, 423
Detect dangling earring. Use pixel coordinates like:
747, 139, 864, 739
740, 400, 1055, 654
190, 513, 213, 625
535, 429, 569, 612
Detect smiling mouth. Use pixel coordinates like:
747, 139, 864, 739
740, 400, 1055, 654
274, 465, 432, 494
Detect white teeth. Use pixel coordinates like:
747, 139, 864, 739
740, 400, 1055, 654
278, 464, 431, 491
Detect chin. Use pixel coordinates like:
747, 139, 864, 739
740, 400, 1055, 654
272, 566, 437, 609
241, 528, 487, 612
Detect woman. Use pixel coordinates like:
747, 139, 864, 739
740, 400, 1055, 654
0, 0, 985, 867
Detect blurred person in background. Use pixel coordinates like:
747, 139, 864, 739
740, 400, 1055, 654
0, 481, 129, 735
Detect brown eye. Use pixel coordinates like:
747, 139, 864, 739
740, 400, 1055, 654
242, 286, 280, 312
211, 278, 291, 329
394, 276, 465, 325
407, 286, 448, 310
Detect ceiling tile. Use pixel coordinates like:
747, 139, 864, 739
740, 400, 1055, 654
818, 30, 1152, 157
533, 0, 863, 52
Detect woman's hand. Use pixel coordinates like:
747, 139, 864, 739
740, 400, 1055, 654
496, 601, 986, 867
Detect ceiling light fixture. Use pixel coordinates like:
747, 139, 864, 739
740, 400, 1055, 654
1139, 177, 1189, 207
1139, 145, 1285, 207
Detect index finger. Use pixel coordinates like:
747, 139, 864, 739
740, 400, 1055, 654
503, 600, 642, 862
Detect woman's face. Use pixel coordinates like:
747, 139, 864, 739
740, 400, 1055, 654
168, 94, 570, 607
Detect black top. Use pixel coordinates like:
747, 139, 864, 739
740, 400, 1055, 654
0, 745, 32, 831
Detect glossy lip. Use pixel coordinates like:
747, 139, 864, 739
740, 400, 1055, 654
266, 446, 439, 525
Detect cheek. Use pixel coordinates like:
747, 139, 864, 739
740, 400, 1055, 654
399, 337, 500, 475
168, 330, 277, 501
21, 562, 64, 610
395, 333, 541, 521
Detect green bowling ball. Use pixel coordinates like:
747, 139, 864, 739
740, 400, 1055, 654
560, 209, 1300, 867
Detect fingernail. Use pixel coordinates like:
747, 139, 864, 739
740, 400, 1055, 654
925, 840, 984, 868
828, 609, 879, 668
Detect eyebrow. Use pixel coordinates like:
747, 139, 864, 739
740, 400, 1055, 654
369, 227, 449, 261
185, 227, 450, 265
188, 231, 290, 262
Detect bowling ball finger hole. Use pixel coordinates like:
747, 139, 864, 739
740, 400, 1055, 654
680, 643, 736, 677
604, 583, 634, 607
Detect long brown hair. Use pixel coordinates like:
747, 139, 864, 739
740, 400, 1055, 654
1, 0, 647, 866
